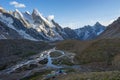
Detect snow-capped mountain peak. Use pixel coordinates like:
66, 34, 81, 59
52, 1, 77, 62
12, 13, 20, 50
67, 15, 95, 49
94, 22, 102, 26
32, 9, 42, 16
74, 22, 106, 40
15, 9, 24, 18
0, 7, 106, 41
25, 11, 31, 15
32, 9, 54, 28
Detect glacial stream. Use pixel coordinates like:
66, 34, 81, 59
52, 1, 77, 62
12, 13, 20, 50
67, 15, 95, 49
0, 48, 65, 74
46, 48, 65, 68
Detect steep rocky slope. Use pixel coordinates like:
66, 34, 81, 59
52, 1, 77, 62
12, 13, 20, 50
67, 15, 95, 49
99, 17, 120, 39
75, 22, 105, 40
0, 7, 105, 41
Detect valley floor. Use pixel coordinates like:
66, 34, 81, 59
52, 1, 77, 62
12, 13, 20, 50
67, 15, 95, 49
56, 71, 120, 80
0, 47, 120, 80
0, 48, 74, 80
0, 39, 120, 80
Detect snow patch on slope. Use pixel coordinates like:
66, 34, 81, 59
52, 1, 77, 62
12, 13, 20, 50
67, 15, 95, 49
83, 31, 89, 40
0, 34, 7, 39
97, 30, 104, 35
0, 13, 37, 41
14, 9, 24, 19
33, 9, 55, 28
22, 12, 34, 24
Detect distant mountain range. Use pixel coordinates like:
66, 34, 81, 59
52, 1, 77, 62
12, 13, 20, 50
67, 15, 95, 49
0, 7, 106, 41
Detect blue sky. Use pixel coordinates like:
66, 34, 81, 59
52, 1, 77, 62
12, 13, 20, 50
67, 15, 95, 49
1, 0, 120, 29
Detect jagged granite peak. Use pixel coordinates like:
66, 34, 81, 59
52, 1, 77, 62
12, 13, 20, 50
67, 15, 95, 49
32, 9, 44, 24
0, 12, 36, 40
64, 27, 79, 39
94, 22, 102, 26
15, 9, 24, 17
32, 8, 54, 28
32, 8, 42, 16
51, 20, 69, 39
74, 22, 106, 40
25, 11, 31, 15
13, 9, 30, 27
22, 11, 33, 25
0, 7, 106, 41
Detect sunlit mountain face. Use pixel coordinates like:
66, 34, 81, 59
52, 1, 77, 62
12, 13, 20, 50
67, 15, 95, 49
0, 7, 106, 41
0, 1, 120, 80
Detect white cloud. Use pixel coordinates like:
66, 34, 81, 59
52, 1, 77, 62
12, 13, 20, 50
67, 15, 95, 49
10, 1, 26, 8
48, 15, 54, 20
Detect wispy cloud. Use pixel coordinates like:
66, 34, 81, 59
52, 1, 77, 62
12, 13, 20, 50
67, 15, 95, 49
10, 1, 26, 8
48, 15, 54, 20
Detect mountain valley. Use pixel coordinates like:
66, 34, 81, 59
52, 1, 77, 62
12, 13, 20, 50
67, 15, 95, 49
0, 6, 120, 80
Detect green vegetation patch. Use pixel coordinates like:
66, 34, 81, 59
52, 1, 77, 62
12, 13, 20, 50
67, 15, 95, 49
52, 56, 74, 66
21, 70, 52, 80
57, 71, 120, 80
50, 51, 62, 58
39, 58, 48, 64
56, 39, 120, 69
22, 51, 37, 58
112, 54, 120, 70
56, 40, 91, 54
74, 39, 120, 65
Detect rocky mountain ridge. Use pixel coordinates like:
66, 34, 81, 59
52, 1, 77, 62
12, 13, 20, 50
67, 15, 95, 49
0, 7, 106, 41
